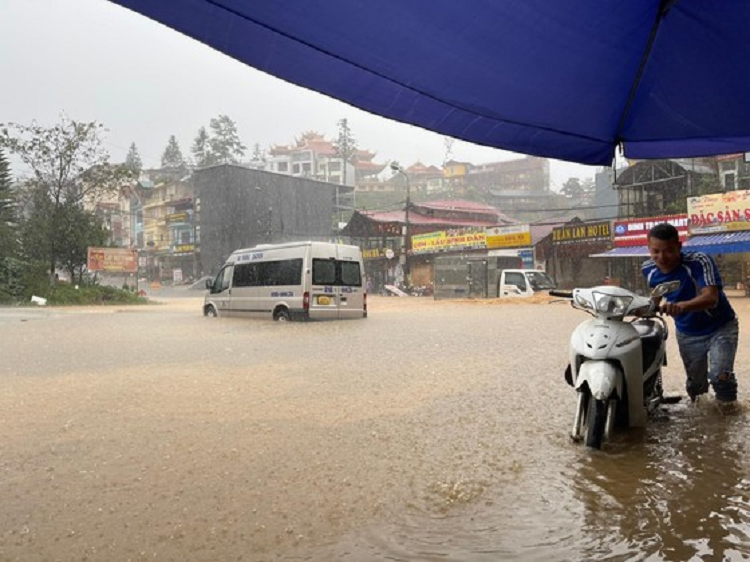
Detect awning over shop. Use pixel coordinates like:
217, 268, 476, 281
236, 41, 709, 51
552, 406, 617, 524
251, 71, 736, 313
590, 246, 650, 258
683, 232, 750, 254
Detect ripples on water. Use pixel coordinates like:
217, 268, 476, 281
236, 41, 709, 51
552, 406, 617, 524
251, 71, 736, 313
3, 298, 750, 561
314, 401, 750, 562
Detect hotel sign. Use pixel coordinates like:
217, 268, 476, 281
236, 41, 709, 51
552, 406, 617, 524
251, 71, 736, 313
552, 221, 611, 245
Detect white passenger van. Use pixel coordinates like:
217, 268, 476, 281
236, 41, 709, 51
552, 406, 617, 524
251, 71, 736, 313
203, 241, 367, 321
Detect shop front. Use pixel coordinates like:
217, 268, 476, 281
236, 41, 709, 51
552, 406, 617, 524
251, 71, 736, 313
686, 189, 750, 289
426, 224, 534, 299
547, 219, 612, 289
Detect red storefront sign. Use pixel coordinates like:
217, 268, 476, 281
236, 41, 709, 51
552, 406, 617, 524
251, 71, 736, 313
613, 215, 688, 247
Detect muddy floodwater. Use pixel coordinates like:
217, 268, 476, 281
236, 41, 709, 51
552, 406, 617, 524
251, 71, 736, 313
1, 294, 750, 561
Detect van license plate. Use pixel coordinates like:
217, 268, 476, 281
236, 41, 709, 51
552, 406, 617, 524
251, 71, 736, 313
317, 296, 332, 305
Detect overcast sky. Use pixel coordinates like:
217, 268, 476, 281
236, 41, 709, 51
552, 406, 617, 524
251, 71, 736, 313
1, 0, 599, 189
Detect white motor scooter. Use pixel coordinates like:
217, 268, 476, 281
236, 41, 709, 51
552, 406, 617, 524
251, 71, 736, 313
550, 281, 680, 449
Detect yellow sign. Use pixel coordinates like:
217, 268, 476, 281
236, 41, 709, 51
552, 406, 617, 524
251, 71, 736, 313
362, 248, 396, 259
688, 189, 750, 234
412, 229, 486, 254
552, 221, 611, 245
485, 225, 531, 249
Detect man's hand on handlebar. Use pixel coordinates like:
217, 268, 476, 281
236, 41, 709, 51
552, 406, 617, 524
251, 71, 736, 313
659, 301, 685, 317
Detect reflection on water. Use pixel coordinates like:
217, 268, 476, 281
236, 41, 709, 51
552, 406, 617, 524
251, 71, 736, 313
0, 297, 748, 560
573, 404, 750, 561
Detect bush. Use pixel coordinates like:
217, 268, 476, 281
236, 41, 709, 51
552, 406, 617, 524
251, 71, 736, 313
43, 283, 149, 306
0, 258, 150, 306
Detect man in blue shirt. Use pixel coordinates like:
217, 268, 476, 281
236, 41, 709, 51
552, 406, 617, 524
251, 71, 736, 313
643, 223, 739, 405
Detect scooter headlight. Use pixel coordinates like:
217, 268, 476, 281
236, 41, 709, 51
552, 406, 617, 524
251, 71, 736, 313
593, 292, 632, 315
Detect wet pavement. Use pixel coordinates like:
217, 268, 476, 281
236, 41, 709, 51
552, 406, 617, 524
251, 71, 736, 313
1, 295, 749, 561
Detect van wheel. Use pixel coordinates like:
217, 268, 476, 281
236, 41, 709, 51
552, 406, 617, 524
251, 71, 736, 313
274, 309, 291, 322
205, 305, 217, 317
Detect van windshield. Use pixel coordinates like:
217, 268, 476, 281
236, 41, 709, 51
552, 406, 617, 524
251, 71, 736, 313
312, 259, 362, 287
526, 271, 556, 290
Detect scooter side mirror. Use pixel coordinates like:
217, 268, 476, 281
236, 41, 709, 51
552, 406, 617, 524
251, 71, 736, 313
651, 280, 681, 298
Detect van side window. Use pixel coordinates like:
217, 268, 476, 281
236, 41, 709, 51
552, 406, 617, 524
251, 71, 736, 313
339, 261, 362, 287
313, 259, 336, 285
256, 258, 302, 286
277, 259, 303, 285
233, 263, 257, 288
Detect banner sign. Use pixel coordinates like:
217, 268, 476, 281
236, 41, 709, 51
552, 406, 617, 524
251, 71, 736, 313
485, 224, 531, 249
552, 221, 611, 245
362, 247, 397, 259
613, 215, 688, 247
412, 228, 486, 254
166, 212, 190, 223
87, 247, 138, 273
688, 189, 750, 234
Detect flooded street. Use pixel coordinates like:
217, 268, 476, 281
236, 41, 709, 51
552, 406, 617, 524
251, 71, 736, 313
1, 295, 750, 561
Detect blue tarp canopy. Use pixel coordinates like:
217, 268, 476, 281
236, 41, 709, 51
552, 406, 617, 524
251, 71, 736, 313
590, 246, 650, 258
107, 1, 750, 166
683, 232, 750, 255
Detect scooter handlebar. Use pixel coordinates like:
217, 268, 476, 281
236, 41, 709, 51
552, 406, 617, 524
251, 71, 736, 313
549, 290, 573, 299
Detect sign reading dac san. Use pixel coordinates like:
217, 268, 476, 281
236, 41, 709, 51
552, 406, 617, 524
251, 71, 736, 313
552, 221, 611, 245
688, 189, 750, 234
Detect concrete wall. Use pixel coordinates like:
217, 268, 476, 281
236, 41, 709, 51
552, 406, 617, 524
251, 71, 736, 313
194, 165, 337, 275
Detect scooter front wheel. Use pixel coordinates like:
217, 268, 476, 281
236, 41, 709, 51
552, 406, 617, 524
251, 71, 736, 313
585, 398, 608, 449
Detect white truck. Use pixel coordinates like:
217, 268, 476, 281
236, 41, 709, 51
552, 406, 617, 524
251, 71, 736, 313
497, 269, 556, 297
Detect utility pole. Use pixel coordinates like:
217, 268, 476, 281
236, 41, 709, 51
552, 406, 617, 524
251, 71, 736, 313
390, 162, 411, 285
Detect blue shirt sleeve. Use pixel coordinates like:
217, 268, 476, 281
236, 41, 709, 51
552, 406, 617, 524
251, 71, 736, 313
641, 260, 657, 287
687, 252, 722, 289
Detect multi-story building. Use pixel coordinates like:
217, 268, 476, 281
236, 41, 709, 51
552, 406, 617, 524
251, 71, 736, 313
474, 156, 552, 215
193, 164, 343, 276
264, 131, 382, 228
139, 178, 196, 282
443, 159, 472, 193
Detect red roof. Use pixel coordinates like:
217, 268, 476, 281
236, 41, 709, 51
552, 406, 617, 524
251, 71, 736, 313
359, 209, 500, 228
414, 199, 517, 224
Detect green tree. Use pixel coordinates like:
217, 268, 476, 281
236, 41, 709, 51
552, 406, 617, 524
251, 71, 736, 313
333, 118, 358, 186
161, 135, 184, 168
208, 115, 246, 164
125, 142, 143, 175
560, 177, 584, 198
58, 202, 108, 282
0, 116, 133, 281
0, 147, 17, 258
191, 126, 214, 167
251, 143, 265, 163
